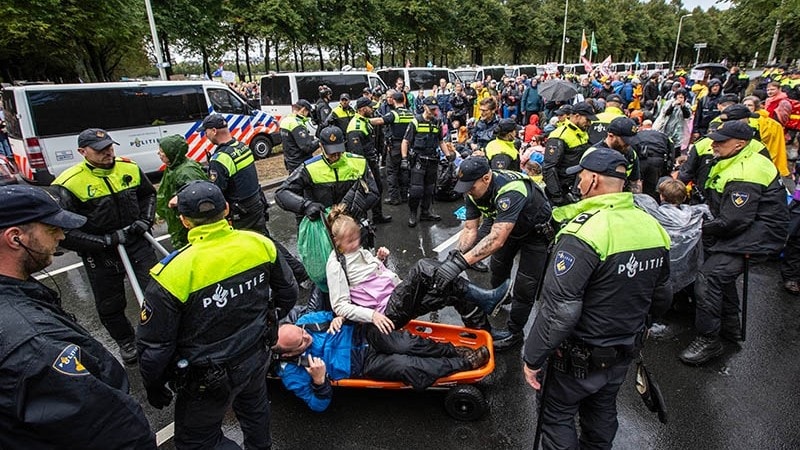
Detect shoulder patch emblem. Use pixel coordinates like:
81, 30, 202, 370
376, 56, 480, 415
574, 212, 593, 224
497, 196, 511, 211
140, 300, 153, 325
299, 130, 307, 138
554, 250, 575, 276
731, 191, 749, 208
209, 170, 218, 182
548, 147, 555, 154
52, 344, 89, 376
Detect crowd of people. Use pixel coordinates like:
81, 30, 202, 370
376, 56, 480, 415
1, 61, 799, 449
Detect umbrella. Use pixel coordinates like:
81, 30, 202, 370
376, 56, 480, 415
538, 79, 578, 102
692, 63, 728, 79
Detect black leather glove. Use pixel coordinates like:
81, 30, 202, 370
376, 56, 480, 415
400, 158, 409, 171
104, 229, 128, 247
129, 219, 150, 236
433, 252, 469, 291
146, 384, 173, 409
303, 202, 325, 221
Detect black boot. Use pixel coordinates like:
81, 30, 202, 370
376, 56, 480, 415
459, 278, 512, 317
116, 338, 138, 365
679, 335, 724, 365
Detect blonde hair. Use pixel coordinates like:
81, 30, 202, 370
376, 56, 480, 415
327, 204, 359, 246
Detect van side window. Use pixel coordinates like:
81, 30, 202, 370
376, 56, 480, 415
296, 76, 323, 102
377, 70, 402, 90
323, 75, 367, 99
208, 88, 247, 115
143, 86, 206, 125
1, 90, 21, 138
260, 76, 290, 106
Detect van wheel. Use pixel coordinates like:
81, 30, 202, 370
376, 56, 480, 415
251, 135, 273, 159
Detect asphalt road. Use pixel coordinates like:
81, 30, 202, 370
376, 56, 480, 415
41, 190, 800, 449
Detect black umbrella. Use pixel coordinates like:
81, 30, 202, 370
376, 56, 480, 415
692, 63, 728, 79
538, 79, 578, 102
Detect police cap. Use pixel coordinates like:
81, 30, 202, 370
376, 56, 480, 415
0, 185, 86, 229
177, 181, 227, 219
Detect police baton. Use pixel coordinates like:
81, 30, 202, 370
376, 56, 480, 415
741, 253, 750, 341
143, 231, 170, 258
533, 356, 554, 450
117, 244, 145, 308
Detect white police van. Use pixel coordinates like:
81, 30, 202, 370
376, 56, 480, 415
1, 81, 279, 184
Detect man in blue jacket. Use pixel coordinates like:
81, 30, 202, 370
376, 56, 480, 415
273, 311, 489, 411
521, 78, 544, 126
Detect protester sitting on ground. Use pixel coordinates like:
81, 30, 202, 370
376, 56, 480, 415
325, 204, 511, 333
273, 310, 491, 411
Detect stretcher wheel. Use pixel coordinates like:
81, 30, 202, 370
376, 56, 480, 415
444, 385, 487, 421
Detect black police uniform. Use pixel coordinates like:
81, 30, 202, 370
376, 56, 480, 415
381, 106, 415, 203
543, 122, 592, 205
524, 192, 671, 449
279, 113, 320, 172
347, 112, 389, 222
465, 170, 552, 334
138, 217, 298, 449
404, 114, 446, 222
632, 129, 674, 199
314, 97, 333, 137
51, 157, 157, 349
0, 275, 155, 449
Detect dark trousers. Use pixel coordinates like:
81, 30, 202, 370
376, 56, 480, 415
694, 252, 744, 336
386, 146, 408, 202
640, 155, 667, 200
781, 235, 800, 281
174, 349, 271, 450
491, 235, 548, 333
408, 157, 439, 216
83, 238, 156, 343
540, 360, 630, 450
360, 325, 467, 390
367, 158, 386, 219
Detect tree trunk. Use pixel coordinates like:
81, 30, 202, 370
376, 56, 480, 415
265, 38, 271, 73
350, 43, 356, 68
379, 41, 384, 68
473, 47, 483, 66
201, 46, 211, 79
275, 37, 280, 72
235, 43, 242, 81
161, 32, 174, 79
318, 44, 324, 70
292, 41, 299, 71
244, 35, 252, 81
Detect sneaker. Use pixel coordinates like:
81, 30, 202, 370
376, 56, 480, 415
464, 346, 490, 369
407, 216, 418, 228
117, 339, 138, 365
678, 335, 724, 365
783, 280, 800, 295
492, 330, 523, 350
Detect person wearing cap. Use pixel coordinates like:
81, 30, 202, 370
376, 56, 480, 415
522, 148, 671, 449
371, 90, 415, 205
156, 134, 208, 249
276, 125, 379, 231
401, 96, 455, 227
313, 85, 334, 136
137, 180, 298, 449
327, 93, 355, 135
470, 97, 501, 151
679, 120, 789, 365
483, 118, 521, 171
280, 99, 321, 172
588, 116, 644, 194
51, 128, 157, 365
435, 156, 552, 347
543, 102, 596, 206
692, 78, 724, 139
0, 185, 156, 449
347, 96, 392, 224
588, 93, 626, 144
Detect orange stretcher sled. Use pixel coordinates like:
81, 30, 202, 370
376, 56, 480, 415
330, 320, 495, 421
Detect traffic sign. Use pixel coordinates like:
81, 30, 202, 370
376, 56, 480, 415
694, 43, 707, 49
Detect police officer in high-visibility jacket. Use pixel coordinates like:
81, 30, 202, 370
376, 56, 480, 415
401, 96, 455, 227
587, 94, 626, 143
347, 97, 392, 224
484, 118, 521, 171
372, 91, 415, 204
679, 121, 788, 365
543, 102, 596, 206
327, 93, 355, 135
138, 181, 298, 449
280, 99, 320, 172
51, 128, 157, 365
522, 148, 672, 448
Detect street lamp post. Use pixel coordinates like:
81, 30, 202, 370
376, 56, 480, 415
671, 13, 692, 71
145, 0, 167, 80
560, 0, 569, 65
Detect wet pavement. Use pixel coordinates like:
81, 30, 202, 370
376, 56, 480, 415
41, 190, 800, 449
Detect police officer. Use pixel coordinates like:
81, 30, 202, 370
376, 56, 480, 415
522, 148, 672, 448
202, 113, 309, 284
632, 127, 674, 199
484, 118, 521, 171
376, 91, 415, 205
313, 85, 333, 136
138, 181, 298, 449
0, 185, 156, 449
593, 116, 643, 194
679, 121, 788, 365
280, 99, 320, 172
51, 128, 157, 364
543, 102, 596, 206
401, 96, 454, 227
347, 96, 392, 224
327, 93, 355, 135
275, 126, 379, 225
434, 156, 552, 348
588, 94, 625, 143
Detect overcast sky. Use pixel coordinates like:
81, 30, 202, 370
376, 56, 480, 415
680, 0, 731, 11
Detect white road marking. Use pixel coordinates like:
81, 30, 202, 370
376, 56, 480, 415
433, 230, 461, 254
156, 422, 174, 446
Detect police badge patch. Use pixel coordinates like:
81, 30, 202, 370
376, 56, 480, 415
140, 300, 153, 325
497, 196, 511, 211
209, 170, 218, 182
731, 191, 749, 208
52, 344, 89, 376
554, 251, 575, 276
